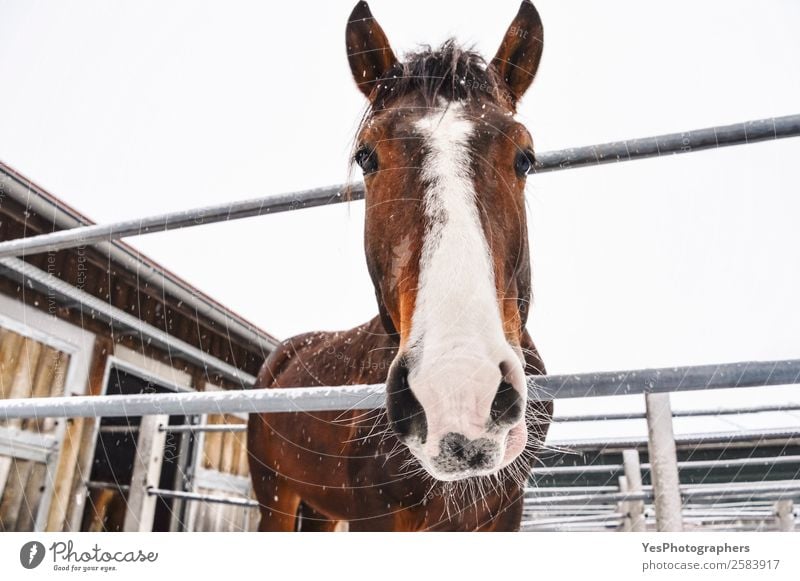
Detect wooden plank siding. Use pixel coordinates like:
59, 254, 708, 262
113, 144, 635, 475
0, 329, 70, 531
192, 413, 256, 531
0, 319, 261, 533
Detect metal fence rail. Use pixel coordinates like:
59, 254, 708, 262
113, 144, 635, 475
549, 427, 800, 450
0, 113, 797, 260
148, 488, 258, 509
531, 455, 800, 476
0, 358, 798, 420
523, 481, 800, 506
553, 402, 800, 423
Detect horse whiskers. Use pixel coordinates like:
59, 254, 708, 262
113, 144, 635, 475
331, 407, 383, 424
330, 389, 385, 420
383, 440, 409, 465
524, 406, 551, 419
359, 413, 391, 441
396, 456, 427, 480
337, 407, 391, 444
534, 441, 575, 455
366, 345, 400, 354
331, 418, 376, 429
343, 423, 391, 445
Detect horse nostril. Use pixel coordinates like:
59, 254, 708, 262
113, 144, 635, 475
490, 365, 523, 427
468, 450, 487, 469
438, 433, 495, 471
441, 432, 469, 458
386, 357, 428, 443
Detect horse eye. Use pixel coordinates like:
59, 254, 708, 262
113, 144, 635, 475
355, 146, 379, 175
514, 149, 534, 177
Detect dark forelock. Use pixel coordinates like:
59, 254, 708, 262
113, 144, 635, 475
367, 39, 508, 111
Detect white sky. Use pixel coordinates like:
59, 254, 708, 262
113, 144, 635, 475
2, 0, 799, 435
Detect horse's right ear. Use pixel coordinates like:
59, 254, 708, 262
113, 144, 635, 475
346, 2, 398, 100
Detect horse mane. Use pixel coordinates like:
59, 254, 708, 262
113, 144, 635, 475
368, 39, 506, 110
347, 39, 508, 187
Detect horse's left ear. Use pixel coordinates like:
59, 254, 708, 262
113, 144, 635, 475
490, 0, 544, 105
346, 2, 398, 100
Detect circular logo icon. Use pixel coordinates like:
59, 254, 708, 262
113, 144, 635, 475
20, 541, 46, 569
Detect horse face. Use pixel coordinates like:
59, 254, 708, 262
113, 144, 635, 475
346, 1, 544, 481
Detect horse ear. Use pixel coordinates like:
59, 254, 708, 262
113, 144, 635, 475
490, 0, 544, 105
346, 2, 398, 100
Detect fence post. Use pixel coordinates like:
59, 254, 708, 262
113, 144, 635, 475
645, 393, 683, 532
124, 414, 168, 532
618, 476, 631, 532
622, 449, 646, 532
775, 500, 795, 531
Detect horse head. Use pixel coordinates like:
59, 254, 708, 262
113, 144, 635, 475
346, 0, 544, 481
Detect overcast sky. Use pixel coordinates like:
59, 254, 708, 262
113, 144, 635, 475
2, 0, 799, 435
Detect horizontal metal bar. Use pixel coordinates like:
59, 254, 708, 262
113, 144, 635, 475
523, 504, 618, 511
98, 425, 139, 434
0, 182, 358, 259
148, 487, 258, 508
522, 507, 623, 513
525, 480, 800, 497
551, 427, 800, 450
706, 492, 800, 503
0, 358, 797, 419
532, 464, 626, 475
554, 403, 800, 423
683, 500, 778, 508
532, 113, 800, 173
674, 455, 800, 472
160, 424, 247, 433
85, 480, 130, 492
521, 513, 625, 527
525, 488, 800, 506
524, 484, 800, 506
682, 482, 800, 499
523, 515, 795, 531
1, 113, 797, 259
521, 524, 622, 531
538, 359, 800, 400
656, 509, 778, 517
531, 454, 800, 476
527, 485, 620, 495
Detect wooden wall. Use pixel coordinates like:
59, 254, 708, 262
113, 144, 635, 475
0, 323, 260, 533
0, 328, 69, 531
191, 413, 257, 531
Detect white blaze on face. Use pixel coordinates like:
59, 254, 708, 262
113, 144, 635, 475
406, 102, 526, 468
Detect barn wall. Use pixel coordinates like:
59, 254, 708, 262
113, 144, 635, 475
0, 292, 261, 532
0, 328, 70, 531
63, 337, 113, 531
187, 381, 257, 531
114, 344, 193, 389
0, 186, 270, 383
0, 294, 96, 532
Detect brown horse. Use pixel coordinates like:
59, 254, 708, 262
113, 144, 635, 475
248, 0, 552, 531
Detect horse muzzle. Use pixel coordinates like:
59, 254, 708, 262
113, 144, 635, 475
385, 352, 528, 481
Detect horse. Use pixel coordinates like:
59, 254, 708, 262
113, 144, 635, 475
248, 0, 552, 531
